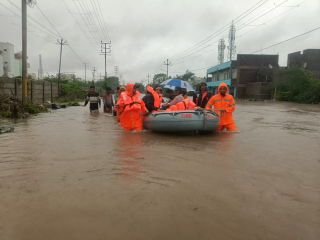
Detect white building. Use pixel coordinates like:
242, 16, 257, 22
0, 42, 30, 77
28, 73, 37, 79
56, 73, 75, 80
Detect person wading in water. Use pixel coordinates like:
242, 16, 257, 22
84, 86, 101, 114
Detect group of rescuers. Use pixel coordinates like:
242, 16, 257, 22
84, 81, 237, 132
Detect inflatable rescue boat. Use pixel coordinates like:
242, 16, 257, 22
142, 109, 219, 132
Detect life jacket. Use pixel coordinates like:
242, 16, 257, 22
121, 91, 142, 112
176, 102, 185, 110
169, 105, 178, 111
183, 98, 196, 110
147, 86, 162, 112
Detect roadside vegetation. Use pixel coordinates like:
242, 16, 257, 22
0, 94, 47, 118
271, 66, 320, 104
44, 75, 121, 102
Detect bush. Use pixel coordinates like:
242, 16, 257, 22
24, 104, 47, 114
272, 67, 320, 104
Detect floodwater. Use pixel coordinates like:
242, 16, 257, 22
0, 101, 319, 240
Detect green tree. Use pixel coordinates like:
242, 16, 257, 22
95, 76, 120, 91
153, 73, 168, 84
176, 70, 196, 82
272, 66, 320, 103
135, 83, 146, 93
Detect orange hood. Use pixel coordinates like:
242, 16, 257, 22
118, 86, 126, 97
126, 83, 135, 96
218, 82, 228, 94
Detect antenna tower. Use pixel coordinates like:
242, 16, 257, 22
218, 39, 226, 64
38, 54, 43, 80
227, 21, 236, 61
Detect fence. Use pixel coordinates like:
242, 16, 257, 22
0, 77, 59, 104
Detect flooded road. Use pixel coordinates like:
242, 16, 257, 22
1, 101, 319, 240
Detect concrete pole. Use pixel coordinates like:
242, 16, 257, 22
147, 74, 150, 85
166, 59, 168, 78
84, 63, 87, 82
58, 39, 63, 96
22, 0, 27, 106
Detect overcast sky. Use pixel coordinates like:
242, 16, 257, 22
0, 0, 319, 83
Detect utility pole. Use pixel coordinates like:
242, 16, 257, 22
39, 54, 43, 80
83, 63, 88, 82
57, 38, 67, 96
164, 59, 171, 78
227, 21, 236, 79
21, 0, 27, 106
92, 67, 97, 81
114, 66, 119, 77
101, 41, 111, 86
147, 74, 151, 85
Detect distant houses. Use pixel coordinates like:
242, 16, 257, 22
206, 49, 320, 99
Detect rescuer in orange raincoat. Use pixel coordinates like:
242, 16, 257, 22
144, 85, 163, 112
205, 82, 237, 131
116, 86, 126, 123
114, 83, 148, 131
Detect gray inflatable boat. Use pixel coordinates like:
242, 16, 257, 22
143, 110, 220, 132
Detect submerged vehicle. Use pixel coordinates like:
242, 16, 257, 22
142, 110, 219, 132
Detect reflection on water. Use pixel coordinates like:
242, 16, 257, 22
115, 132, 147, 180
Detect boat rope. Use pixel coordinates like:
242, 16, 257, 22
194, 108, 221, 130
194, 108, 207, 129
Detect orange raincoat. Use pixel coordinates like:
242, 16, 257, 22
115, 83, 147, 131
205, 82, 237, 131
116, 86, 126, 123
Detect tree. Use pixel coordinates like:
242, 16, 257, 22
175, 70, 197, 83
272, 66, 320, 103
153, 73, 168, 84
95, 76, 120, 90
135, 83, 146, 93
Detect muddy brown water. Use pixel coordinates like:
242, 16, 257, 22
0, 101, 319, 240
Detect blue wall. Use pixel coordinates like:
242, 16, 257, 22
206, 61, 231, 74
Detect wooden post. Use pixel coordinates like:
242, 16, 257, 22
43, 81, 45, 103
15, 78, 18, 96
31, 81, 33, 103
51, 82, 53, 102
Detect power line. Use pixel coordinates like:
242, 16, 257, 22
174, 26, 320, 74
1, 2, 57, 39
6, 0, 60, 38
34, 4, 62, 38
169, 0, 268, 60
168, 0, 308, 69
251, 26, 320, 54
169, 0, 295, 62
